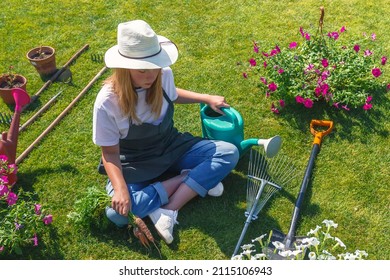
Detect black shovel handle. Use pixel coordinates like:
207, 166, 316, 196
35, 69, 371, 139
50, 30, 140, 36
284, 120, 333, 248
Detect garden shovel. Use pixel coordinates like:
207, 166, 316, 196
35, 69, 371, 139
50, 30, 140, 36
266, 119, 334, 259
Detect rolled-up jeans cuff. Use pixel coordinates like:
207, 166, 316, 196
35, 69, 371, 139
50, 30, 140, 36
183, 176, 208, 197
152, 182, 169, 205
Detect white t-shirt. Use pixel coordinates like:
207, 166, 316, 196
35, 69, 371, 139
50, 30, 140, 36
92, 67, 178, 147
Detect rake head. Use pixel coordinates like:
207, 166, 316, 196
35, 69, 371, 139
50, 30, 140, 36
245, 146, 299, 220
232, 147, 300, 257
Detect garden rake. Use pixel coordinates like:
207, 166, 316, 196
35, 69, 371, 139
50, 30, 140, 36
232, 146, 300, 257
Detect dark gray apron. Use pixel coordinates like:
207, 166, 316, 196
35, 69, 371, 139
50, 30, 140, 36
98, 90, 202, 183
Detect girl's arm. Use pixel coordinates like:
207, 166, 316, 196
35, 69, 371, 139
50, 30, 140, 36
175, 88, 230, 115
101, 144, 131, 217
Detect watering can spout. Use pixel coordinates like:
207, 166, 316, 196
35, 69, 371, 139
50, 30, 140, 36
240, 135, 282, 158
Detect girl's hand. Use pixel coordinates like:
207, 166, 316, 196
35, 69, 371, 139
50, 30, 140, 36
207, 95, 230, 115
112, 187, 131, 216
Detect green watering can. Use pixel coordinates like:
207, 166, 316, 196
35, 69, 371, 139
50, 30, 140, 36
200, 104, 282, 158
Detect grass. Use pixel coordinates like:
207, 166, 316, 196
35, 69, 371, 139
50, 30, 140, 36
0, 0, 389, 260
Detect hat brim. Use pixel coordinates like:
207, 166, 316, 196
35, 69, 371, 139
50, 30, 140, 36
104, 35, 178, 69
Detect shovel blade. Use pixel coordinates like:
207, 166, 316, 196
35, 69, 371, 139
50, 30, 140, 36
264, 229, 308, 260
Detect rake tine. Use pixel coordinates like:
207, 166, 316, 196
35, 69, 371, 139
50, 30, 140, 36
233, 179, 268, 257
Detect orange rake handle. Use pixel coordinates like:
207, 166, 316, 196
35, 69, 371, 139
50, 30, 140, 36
310, 119, 334, 146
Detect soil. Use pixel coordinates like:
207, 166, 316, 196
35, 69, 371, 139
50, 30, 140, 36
30, 51, 53, 60
0, 81, 24, 89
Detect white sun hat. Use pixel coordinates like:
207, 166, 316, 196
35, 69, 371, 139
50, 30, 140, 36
104, 20, 178, 69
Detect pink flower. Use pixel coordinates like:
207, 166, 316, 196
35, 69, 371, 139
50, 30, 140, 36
242, 72, 248, 78
0, 175, 8, 184
278, 68, 284, 74
372, 68, 382, 78
253, 42, 259, 53
381, 56, 387, 65
371, 33, 376, 41
353, 44, 360, 53
295, 96, 305, 104
321, 59, 329, 68
340, 26, 346, 33
366, 96, 373, 103
327, 31, 339, 40
34, 204, 42, 215
0, 155, 8, 163
263, 61, 267, 68
271, 103, 279, 114
387, 84, 390, 91
0, 246, 4, 252
0, 184, 9, 196
268, 82, 277, 92
32, 234, 38, 246
6, 192, 18, 206
43, 215, 53, 225
303, 98, 314, 108
342, 104, 350, 111
363, 103, 373, 110
260, 77, 267, 84
279, 100, 285, 107
364, 49, 373, 56
289, 42, 297, 49
249, 58, 256, 67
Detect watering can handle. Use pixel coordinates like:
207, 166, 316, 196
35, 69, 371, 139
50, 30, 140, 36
220, 107, 238, 124
310, 119, 334, 145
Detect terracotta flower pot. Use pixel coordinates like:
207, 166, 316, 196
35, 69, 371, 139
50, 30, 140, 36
0, 74, 27, 105
26, 46, 57, 79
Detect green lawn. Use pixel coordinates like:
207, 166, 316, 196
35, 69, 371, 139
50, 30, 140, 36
0, 0, 389, 260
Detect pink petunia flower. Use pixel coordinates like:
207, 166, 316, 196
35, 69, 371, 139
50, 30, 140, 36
295, 96, 305, 104
371, 33, 376, 41
303, 98, 314, 108
268, 82, 278, 92
279, 99, 285, 107
363, 103, 373, 110
249, 58, 256, 67
263, 61, 267, 68
0, 155, 8, 163
364, 49, 373, 56
43, 215, 53, 225
278, 68, 284, 74
6, 192, 18, 206
0, 185, 9, 196
381, 56, 387, 65
289, 42, 297, 49
366, 96, 373, 103
321, 59, 329, 68
271, 103, 279, 114
372, 68, 382, 78
34, 204, 42, 215
340, 26, 346, 33
253, 42, 259, 53
327, 31, 339, 40
31, 234, 38, 247
353, 44, 360, 53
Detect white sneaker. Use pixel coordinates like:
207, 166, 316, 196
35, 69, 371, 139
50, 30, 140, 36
208, 182, 224, 197
148, 208, 178, 244
181, 169, 224, 197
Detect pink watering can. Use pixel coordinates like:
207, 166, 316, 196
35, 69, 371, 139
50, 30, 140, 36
0, 88, 30, 185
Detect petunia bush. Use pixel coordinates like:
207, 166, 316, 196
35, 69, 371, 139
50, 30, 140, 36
241, 7, 390, 114
0, 155, 53, 256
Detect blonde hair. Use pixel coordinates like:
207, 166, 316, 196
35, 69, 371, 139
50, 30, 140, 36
105, 69, 163, 125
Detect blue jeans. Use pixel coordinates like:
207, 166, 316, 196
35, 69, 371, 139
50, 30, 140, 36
105, 140, 239, 226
